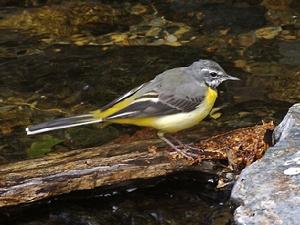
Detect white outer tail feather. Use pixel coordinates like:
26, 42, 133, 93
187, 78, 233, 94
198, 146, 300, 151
26, 119, 102, 135
26, 114, 102, 135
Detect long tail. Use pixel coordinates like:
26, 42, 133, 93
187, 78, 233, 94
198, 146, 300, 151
26, 114, 102, 135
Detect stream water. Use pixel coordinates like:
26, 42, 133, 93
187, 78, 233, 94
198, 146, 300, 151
0, 0, 300, 224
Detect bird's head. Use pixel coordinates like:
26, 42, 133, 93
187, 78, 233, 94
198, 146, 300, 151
191, 59, 239, 88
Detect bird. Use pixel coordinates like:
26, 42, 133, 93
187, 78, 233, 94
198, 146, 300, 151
26, 59, 239, 158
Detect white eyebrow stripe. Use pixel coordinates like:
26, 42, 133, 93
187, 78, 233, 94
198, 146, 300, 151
202, 68, 221, 75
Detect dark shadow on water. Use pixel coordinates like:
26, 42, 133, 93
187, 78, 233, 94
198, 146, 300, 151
0, 171, 233, 225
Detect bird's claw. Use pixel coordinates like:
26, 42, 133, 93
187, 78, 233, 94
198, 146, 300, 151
169, 144, 203, 160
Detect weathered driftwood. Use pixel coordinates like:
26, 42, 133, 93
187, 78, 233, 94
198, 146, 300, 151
0, 139, 196, 208
0, 123, 274, 208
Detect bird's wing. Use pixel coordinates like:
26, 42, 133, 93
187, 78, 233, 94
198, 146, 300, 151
100, 83, 146, 111
104, 82, 207, 120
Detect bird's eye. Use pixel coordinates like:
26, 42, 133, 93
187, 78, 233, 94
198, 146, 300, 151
210, 72, 218, 77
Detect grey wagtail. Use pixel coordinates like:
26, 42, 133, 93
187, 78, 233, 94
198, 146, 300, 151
26, 59, 239, 157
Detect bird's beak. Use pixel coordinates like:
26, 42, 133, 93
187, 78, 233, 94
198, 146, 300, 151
225, 74, 240, 81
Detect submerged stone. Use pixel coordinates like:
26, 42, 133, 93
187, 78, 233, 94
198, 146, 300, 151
255, 26, 282, 39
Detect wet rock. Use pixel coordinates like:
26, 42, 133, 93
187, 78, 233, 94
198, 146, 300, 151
123, 16, 192, 46
237, 32, 257, 47
278, 30, 297, 40
278, 40, 300, 65
0, 1, 193, 47
0, 2, 137, 40
255, 26, 282, 39
231, 103, 300, 225
130, 3, 148, 15
273, 103, 300, 144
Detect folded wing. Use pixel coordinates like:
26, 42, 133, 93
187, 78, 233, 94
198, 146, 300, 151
104, 90, 205, 120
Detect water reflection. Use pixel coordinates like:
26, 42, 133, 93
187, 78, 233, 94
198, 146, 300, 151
0, 172, 232, 225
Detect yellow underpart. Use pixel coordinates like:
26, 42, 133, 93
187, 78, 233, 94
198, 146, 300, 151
109, 117, 157, 127
90, 87, 218, 133
150, 87, 218, 133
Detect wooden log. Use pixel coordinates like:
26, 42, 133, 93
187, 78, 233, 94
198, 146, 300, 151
0, 139, 194, 208
0, 122, 274, 208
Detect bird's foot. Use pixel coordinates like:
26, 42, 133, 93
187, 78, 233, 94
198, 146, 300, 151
179, 143, 204, 152
158, 133, 203, 160
169, 144, 203, 160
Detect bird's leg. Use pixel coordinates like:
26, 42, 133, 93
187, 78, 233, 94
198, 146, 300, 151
157, 132, 199, 159
168, 135, 204, 152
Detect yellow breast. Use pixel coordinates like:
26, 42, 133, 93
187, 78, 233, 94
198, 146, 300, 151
151, 87, 218, 133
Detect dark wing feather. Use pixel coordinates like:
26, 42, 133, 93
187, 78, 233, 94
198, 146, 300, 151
105, 92, 204, 120
160, 94, 203, 112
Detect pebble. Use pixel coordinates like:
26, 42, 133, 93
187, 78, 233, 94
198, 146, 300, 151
164, 33, 178, 43
255, 26, 282, 39
238, 32, 256, 47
